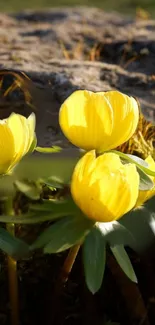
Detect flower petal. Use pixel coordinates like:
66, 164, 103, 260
0, 123, 15, 174
7, 113, 29, 165
59, 90, 113, 150
103, 91, 139, 150
59, 90, 139, 152
71, 151, 139, 222
26, 113, 36, 152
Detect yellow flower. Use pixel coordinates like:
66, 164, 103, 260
0, 112, 36, 175
136, 155, 155, 207
59, 90, 139, 153
71, 150, 140, 222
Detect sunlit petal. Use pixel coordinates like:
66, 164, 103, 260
25, 113, 36, 152
59, 90, 113, 151
7, 113, 29, 165
103, 91, 139, 150
0, 123, 15, 174
59, 90, 139, 152
71, 151, 139, 222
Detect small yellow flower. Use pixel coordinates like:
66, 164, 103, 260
71, 150, 140, 222
0, 112, 36, 175
59, 90, 139, 153
136, 155, 155, 207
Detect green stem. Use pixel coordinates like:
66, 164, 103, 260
5, 197, 19, 325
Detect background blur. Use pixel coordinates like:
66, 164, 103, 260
0, 0, 154, 16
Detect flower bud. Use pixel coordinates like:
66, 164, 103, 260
59, 90, 139, 153
71, 150, 140, 222
0, 113, 36, 174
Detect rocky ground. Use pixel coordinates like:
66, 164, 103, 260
0, 7, 155, 147
0, 7, 155, 325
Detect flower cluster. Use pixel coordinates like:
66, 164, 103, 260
1, 89, 154, 224
59, 90, 155, 222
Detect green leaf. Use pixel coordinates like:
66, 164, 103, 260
0, 227, 29, 259
0, 211, 66, 224
110, 245, 137, 283
31, 214, 94, 253
0, 198, 81, 224
83, 226, 106, 294
30, 197, 80, 214
44, 177, 64, 189
97, 207, 155, 256
98, 207, 155, 255
97, 221, 134, 247
14, 180, 41, 200
112, 150, 154, 190
112, 150, 155, 177
126, 154, 149, 168
119, 208, 155, 253
136, 166, 154, 191
35, 146, 62, 153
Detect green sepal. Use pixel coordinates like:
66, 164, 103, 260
110, 245, 137, 283
35, 146, 62, 153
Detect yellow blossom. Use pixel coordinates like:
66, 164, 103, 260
0, 112, 36, 175
71, 150, 140, 222
136, 155, 155, 207
59, 90, 139, 153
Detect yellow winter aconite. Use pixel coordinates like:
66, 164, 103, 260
59, 90, 139, 153
0, 112, 36, 175
71, 151, 140, 222
136, 155, 155, 207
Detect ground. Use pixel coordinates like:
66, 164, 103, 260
0, 7, 155, 325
